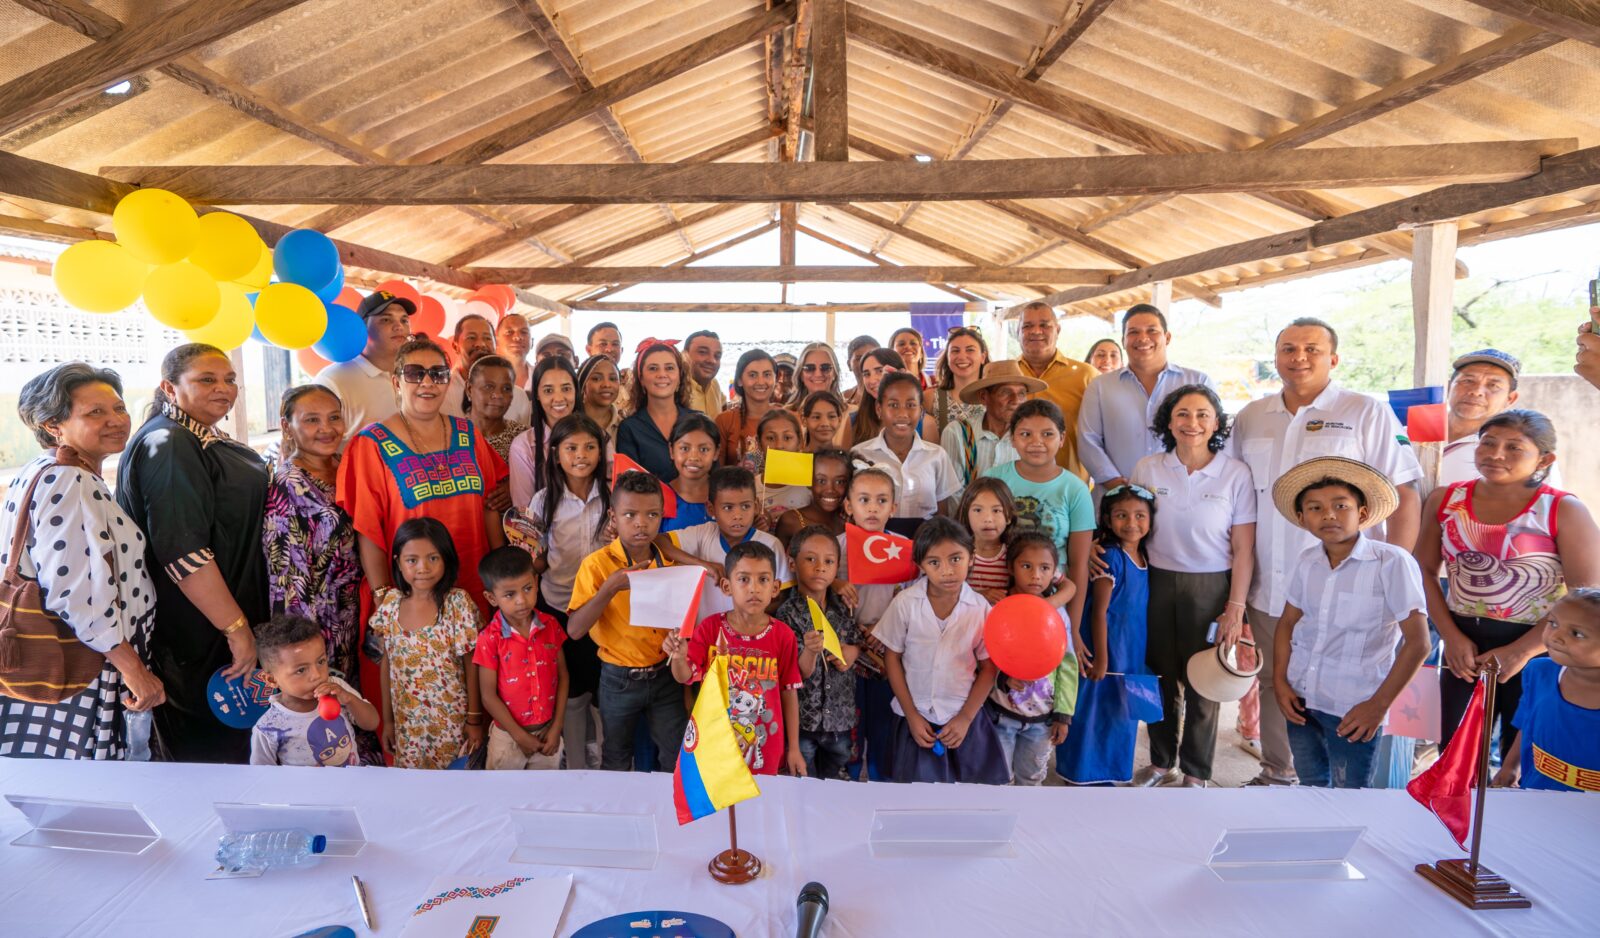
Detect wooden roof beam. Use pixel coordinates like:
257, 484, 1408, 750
1086, 23, 1560, 232
1029, 0, 1119, 77
584, 220, 781, 301
1013, 143, 1600, 312
794, 222, 982, 301
571, 301, 989, 313
0, 0, 312, 135
303, 3, 795, 232
103, 140, 1574, 204
811, 0, 848, 162
465, 265, 1117, 286
1465, 1, 1600, 49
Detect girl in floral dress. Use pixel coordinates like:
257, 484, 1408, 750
371, 518, 484, 769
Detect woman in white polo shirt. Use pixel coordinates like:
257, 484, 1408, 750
1129, 385, 1257, 787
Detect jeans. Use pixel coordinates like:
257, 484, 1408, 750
989, 711, 1052, 786
596, 664, 687, 771
799, 731, 852, 780
1285, 706, 1379, 789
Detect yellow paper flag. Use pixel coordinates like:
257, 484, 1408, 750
764, 449, 814, 487
806, 596, 844, 663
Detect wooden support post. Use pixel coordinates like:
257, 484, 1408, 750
223, 347, 251, 445
1411, 221, 1458, 387
1150, 280, 1172, 316
825, 309, 837, 345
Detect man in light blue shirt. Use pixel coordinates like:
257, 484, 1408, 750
1077, 304, 1214, 489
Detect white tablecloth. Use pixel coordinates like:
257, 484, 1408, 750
1, 759, 1594, 937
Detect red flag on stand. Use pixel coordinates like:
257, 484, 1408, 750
845, 523, 918, 585
1407, 676, 1486, 850
613, 452, 677, 517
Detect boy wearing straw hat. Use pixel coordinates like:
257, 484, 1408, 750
1270, 457, 1430, 789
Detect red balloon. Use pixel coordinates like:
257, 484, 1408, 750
412, 294, 446, 337
318, 694, 341, 721
983, 594, 1068, 681
471, 284, 515, 315
335, 286, 363, 310
296, 346, 332, 376
374, 279, 422, 313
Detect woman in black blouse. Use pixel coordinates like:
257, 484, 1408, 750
117, 344, 268, 763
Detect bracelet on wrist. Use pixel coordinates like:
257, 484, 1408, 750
221, 615, 247, 635
1226, 600, 1246, 609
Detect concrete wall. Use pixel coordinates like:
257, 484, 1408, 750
1517, 374, 1598, 505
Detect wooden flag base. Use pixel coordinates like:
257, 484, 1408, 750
1415, 859, 1531, 910
708, 804, 761, 885
708, 847, 762, 884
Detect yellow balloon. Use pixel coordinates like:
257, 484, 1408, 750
188, 213, 262, 281
233, 243, 273, 291
113, 188, 199, 264
53, 240, 148, 312
255, 282, 327, 350
183, 282, 254, 351
143, 262, 220, 330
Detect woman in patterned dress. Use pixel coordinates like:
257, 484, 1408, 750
0, 363, 164, 759
118, 344, 267, 764
262, 384, 381, 764
1416, 409, 1600, 749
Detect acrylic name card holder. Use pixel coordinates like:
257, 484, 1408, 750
5, 794, 160, 855
1207, 827, 1367, 882
868, 809, 1018, 859
507, 808, 659, 870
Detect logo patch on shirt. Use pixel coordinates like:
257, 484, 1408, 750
1201, 492, 1228, 503
1153, 486, 1172, 497
1305, 420, 1354, 433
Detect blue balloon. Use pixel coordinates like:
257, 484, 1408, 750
273, 228, 340, 290
250, 324, 267, 343
312, 264, 345, 303
313, 304, 365, 363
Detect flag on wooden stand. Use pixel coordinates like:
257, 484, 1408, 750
674, 653, 760, 825
1407, 675, 1486, 850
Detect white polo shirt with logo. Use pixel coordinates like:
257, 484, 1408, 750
1227, 383, 1422, 616
1130, 450, 1256, 574
314, 354, 398, 448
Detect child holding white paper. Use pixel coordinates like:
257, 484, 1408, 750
566, 471, 686, 772
664, 541, 806, 776
656, 467, 791, 616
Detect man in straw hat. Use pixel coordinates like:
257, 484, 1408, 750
1269, 456, 1429, 789
1228, 316, 1422, 786
939, 360, 1046, 487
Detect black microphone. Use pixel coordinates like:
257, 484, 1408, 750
795, 881, 829, 938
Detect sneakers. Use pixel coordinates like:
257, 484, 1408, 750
1129, 765, 1180, 787
1244, 770, 1297, 787
1236, 737, 1262, 759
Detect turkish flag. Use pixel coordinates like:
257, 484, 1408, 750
612, 452, 677, 517
846, 522, 918, 585
1406, 675, 1485, 850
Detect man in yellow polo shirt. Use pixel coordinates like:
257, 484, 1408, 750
567, 472, 686, 770
1015, 300, 1097, 481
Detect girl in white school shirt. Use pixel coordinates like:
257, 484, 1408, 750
850, 371, 960, 537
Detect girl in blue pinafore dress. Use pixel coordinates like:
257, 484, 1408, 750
1057, 485, 1158, 785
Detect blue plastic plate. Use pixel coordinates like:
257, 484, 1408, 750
206, 666, 274, 729
570, 910, 736, 938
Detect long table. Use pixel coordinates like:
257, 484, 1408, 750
1, 759, 1594, 937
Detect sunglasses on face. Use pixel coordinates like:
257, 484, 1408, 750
398, 365, 452, 385
802, 363, 834, 374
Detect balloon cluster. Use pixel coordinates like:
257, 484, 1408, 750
50, 187, 522, 377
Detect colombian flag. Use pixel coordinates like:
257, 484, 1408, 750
673, 653, 760, 825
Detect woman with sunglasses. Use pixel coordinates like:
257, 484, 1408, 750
787, 343, 846, 445
338, 338, 508, 621
926, 326, 989, 438
1125, 385, 1256, 788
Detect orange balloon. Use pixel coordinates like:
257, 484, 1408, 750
296, 346, 332, 376
335, 286, 363, 310
374, 279, 421, 313
983, 594, 1069, 681
470, 284, 516, 315
412, 295, 446, 337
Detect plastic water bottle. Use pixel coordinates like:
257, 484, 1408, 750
215, 829, 328, 872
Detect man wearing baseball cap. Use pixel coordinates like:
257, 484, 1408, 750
536, 332, 576, 365
1437, 348, 1559, 488
315, 289, 415, 446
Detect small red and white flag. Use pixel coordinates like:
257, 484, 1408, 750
612, 452, 677, 517
845, 522, 917, 585
627, 565, 711, 635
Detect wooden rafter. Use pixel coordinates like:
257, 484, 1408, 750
560, 205, 746, 269
811, 0, 848, 162
0, 0, 312, 136
1017, 143, 1600, 311
302, 4, 795, 233
102, 140, 1572, 205
466, 265, 1116, 286
512, 0, 690, 251
794, 223, 981, 301
821, 204, 1053, 295
1085, 23, 1561, 231
572, 301, 987, 313
1030, 0, 1119, 76
1465, 1, 1600, 48
440, 127, 779, 268
585, 221, 780, 301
